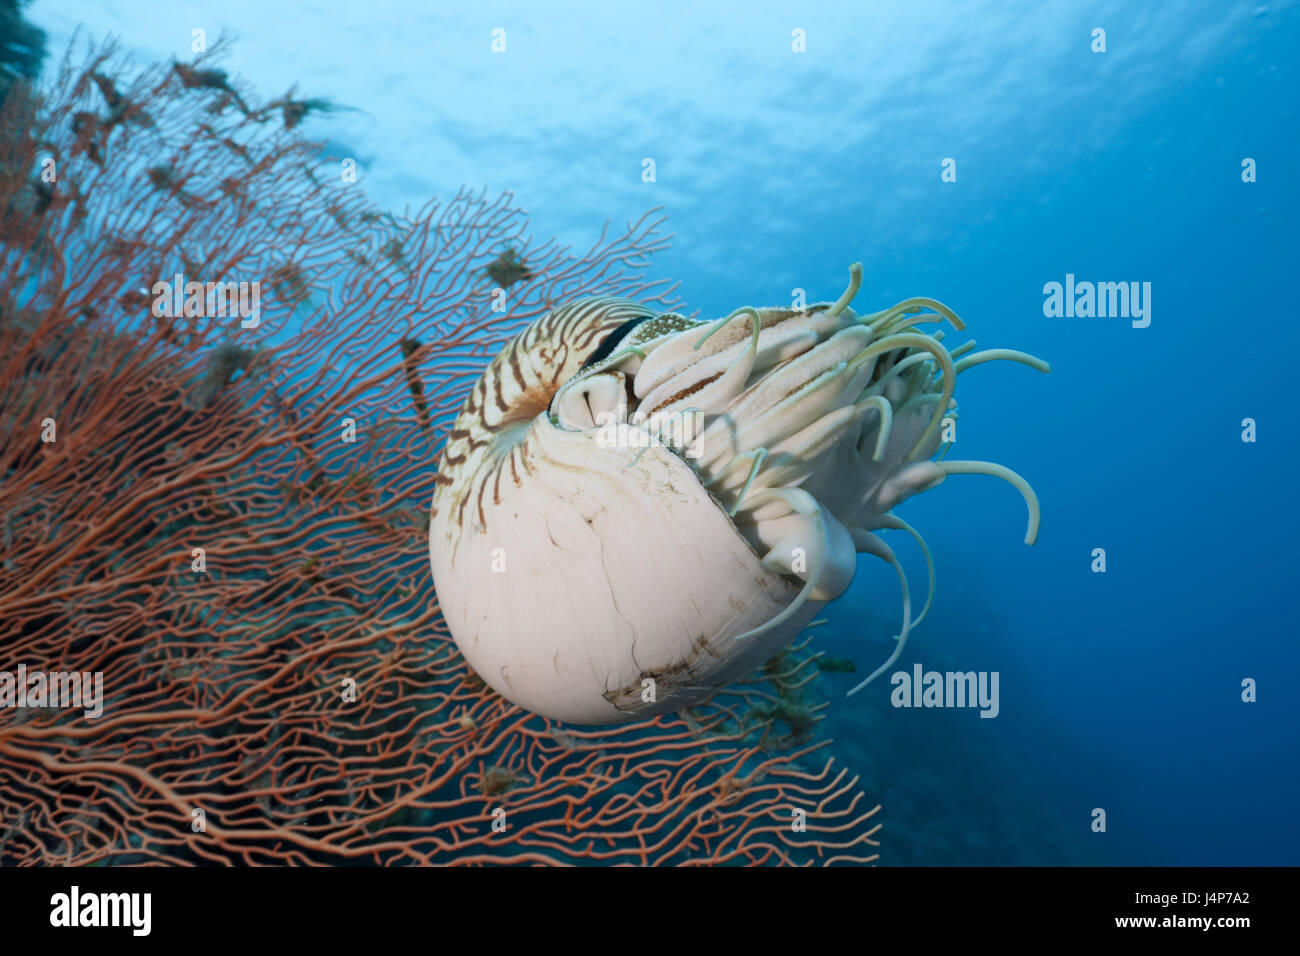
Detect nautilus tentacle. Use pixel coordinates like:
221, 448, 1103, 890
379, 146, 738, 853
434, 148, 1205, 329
429, 266, 1049, 724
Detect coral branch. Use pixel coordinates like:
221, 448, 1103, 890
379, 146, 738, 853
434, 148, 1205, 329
0, 36, 880, 866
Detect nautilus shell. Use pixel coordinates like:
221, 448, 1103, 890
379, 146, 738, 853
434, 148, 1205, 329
429, 264, 1048, 724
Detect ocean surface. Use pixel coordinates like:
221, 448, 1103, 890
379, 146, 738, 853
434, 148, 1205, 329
30, 0, 1300, 864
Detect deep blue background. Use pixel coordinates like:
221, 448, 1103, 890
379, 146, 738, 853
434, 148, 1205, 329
802, 10, 1299, 864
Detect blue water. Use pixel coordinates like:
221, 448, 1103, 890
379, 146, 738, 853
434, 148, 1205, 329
33, 0, 1299, 864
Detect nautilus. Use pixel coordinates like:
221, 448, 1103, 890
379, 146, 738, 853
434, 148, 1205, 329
429, 264, 1048, 724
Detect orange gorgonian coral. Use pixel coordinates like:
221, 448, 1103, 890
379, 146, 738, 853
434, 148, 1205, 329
0, 37, 881, 865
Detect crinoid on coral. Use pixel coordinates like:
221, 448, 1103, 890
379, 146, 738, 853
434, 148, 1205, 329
0, 37, 881, 865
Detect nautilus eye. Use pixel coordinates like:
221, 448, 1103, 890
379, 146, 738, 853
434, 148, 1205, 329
428, 264, 1049, 725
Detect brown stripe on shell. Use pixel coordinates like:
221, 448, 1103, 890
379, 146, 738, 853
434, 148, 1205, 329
432, 297, 659, 550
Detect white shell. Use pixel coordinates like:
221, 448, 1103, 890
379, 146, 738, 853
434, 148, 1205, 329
431, 423, 818, 723
429, 267, 1047, 724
